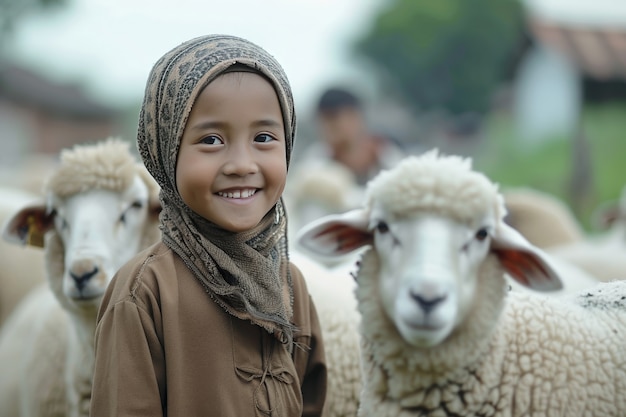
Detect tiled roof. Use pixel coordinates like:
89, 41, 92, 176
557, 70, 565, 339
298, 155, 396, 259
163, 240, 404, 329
529, 20, 626, 80
522, 0, 626, 80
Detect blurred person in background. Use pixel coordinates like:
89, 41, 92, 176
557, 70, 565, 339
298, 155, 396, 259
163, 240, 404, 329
306, 87, 406, 186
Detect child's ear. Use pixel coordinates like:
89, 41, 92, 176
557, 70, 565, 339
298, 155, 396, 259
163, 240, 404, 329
2, 203, 55, 248
296, 209, 372, 259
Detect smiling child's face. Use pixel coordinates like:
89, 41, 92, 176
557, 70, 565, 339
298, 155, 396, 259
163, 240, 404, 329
176, 71, 287, 233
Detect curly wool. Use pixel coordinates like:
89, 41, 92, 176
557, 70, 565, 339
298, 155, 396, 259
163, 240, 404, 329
43, 141, 160, 312
358, 265, 626, 416
44, 139, 162, 415
365, 150, 503, 226
354, 151, 626, 416
44, 138, 137, 198
0, 139, 162, 417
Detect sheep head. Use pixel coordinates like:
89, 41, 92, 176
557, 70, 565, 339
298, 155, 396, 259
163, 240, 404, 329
1, 139, 161, 312
298, 150, 562, 348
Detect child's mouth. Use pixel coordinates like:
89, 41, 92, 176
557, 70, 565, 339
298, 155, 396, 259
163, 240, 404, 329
216, 189, 258, 199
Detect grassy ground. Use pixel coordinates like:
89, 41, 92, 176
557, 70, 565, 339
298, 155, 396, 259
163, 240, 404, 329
471, 101, 626, 231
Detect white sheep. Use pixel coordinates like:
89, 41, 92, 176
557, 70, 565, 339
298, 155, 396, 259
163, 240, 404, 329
291, 249, 362, 417
0, 187, 46, 327
547, 186, 626, 282
285, 159, 366, 416
298, 150, 626, 416
284, 159, 364, 256
502, 187, 585, 249
0, 138, 161, 417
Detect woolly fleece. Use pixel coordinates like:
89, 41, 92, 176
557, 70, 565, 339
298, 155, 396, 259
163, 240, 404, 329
354, 151, 626, 416
0, 138, 161, 417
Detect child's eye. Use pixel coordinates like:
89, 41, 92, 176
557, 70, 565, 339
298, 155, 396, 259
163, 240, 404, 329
200, 135, 223, 145
254, 134, 275, 143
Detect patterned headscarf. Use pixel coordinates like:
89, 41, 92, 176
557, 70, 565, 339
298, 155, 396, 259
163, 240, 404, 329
137, 34, 297, 348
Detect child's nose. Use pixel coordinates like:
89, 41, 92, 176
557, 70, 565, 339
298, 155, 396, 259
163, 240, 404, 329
222, 144, 259, 176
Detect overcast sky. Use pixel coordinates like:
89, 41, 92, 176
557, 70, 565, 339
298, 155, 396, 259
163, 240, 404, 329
5, 0, 385, 113
523, 0, 626, 25
8, 0, 621, 113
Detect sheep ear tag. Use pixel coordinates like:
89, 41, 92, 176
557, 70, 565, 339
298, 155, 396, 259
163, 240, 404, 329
491, 223, 563, 292
297, 209, 372, 259
1, 203, 54, 248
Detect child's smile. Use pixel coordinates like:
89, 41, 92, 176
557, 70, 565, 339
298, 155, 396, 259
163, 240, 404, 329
216, 188, 258, 200
176, 71, 287, 233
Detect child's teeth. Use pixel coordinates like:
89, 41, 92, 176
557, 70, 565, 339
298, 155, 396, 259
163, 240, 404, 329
219, 189, 256, 199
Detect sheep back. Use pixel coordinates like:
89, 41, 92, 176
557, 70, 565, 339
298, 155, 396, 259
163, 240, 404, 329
290, 250, 362, 417
0, 286, 70, 417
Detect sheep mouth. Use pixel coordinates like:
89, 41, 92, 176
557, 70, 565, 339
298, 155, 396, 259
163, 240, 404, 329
403, 318, 445, 332
69, 294, 101, 303
67, 288, 105, 302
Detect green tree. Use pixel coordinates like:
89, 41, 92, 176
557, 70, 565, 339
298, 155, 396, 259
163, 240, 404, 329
354, 0, 524, 117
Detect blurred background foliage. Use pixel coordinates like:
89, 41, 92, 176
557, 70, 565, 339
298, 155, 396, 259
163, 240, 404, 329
0, 0, 67, 37
352, 0, 624, 231
476, 102, 626, 230
354, 0, 524, 117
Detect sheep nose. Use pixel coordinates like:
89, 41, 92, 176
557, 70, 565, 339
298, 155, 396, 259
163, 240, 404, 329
410, 291, 447, 314
70, 266, 99, 291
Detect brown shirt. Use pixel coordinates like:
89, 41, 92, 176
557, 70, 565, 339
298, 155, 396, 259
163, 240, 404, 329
90, 242, 327, 416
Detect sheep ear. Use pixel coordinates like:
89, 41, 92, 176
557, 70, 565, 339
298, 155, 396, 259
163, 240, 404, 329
296, 209, 372, 258
491, 222, 563, 292
1, 203, 54, 248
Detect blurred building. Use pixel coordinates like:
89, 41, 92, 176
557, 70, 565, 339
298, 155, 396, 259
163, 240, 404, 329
514, 0, 626, 141
0, 62, 122, 162
0, 61, 124, 193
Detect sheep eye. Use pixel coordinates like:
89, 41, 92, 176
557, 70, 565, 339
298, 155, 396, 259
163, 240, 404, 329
375, 221, 390, 234
475, 228, 489, 241
120, 201, 144, 224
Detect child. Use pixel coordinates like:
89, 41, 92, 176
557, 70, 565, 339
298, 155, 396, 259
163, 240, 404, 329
90, 34, 327, 416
